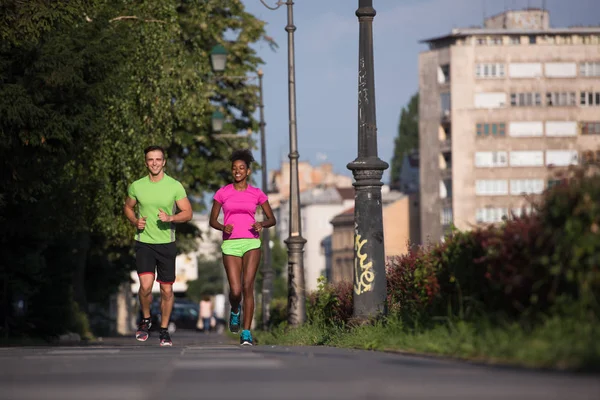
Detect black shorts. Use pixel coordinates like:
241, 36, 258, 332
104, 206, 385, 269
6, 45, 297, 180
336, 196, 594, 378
135, 241, 177, 284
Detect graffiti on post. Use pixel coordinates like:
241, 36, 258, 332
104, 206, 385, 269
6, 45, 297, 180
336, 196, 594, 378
353, 233, 374, 295
358, 57, 368, 128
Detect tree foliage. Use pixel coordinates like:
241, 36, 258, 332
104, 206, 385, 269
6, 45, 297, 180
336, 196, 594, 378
390, 92, 419, 189
0, 0, 270, 338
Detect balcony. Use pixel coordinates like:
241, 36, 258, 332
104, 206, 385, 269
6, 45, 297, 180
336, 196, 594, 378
439, 138, 451, 152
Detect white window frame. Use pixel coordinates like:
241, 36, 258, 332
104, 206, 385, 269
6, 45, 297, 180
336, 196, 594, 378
509, 122, 543, 137
580, 92, 600, 106
546, 92, 576, 106
475, 63, 505, 79
475, 151, 508, 168
545, 62, 577, 78
510, 179, 544, 195
475, 180, 508, 196
476, 207, 509, 223
510, 92, 542, 107
546, 121, 577, 137
509, 151, 544, 167
546, 150, 578, 166
580, 62, 600, 77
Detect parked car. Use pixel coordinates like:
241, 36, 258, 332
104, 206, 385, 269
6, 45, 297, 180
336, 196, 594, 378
138, 299, 199, 334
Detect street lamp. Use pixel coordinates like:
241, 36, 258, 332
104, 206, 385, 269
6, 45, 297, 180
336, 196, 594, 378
210, 44, 227, 73
211, 110, 225, 133
346, 0, 388, 319
259, 0, 306, 326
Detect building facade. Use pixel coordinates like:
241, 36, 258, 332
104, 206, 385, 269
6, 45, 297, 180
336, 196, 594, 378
419, 9, 600, 243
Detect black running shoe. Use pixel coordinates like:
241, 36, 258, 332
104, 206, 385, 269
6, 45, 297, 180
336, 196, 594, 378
159, 329, 172, 347
136, 318, 152, 342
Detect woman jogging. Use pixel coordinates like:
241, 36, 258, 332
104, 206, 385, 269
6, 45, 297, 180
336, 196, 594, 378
209, 149, 276, 346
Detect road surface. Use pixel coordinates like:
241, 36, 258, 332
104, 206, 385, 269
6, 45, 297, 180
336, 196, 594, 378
1, 330, 598, 400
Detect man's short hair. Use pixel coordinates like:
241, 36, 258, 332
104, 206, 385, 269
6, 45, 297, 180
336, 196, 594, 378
144, 145, 165, 158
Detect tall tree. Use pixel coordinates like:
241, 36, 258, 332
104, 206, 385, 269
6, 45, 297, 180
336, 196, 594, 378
390, 92, 419, 189
0, 0, 270, 338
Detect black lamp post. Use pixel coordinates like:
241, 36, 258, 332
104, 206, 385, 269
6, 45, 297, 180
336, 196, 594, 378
346, 0, 388, 319
259, 0, 306, 326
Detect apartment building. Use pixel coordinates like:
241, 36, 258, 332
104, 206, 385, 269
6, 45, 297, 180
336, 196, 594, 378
419, 8, 600, 242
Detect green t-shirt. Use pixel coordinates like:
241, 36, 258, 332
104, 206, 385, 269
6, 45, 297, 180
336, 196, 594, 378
127, 174, 187, 244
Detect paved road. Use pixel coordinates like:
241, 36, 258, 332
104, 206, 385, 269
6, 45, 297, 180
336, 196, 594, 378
1, 330, 599, 400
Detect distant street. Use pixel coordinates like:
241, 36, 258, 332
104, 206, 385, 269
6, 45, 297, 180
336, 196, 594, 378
1, 330, 599, 400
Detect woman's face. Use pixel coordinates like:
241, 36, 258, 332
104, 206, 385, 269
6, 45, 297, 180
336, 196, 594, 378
232, 159, 250, 183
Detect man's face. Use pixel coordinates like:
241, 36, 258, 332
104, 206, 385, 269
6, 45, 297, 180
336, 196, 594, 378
145, 150, 166, 175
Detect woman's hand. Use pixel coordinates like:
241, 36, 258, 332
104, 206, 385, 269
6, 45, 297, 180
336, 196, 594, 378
251, 222, 263, 232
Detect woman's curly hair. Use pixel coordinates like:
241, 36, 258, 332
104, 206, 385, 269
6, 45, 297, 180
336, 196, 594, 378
230, 148, 255, 168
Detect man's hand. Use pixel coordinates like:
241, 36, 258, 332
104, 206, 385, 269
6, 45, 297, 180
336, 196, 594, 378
251, 222, 263, 232
137, 216, 147, 230
158, 209, 172, 223
223, 224, 234, 234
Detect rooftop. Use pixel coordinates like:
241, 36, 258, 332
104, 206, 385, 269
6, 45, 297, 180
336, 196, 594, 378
421, 9, 600, 44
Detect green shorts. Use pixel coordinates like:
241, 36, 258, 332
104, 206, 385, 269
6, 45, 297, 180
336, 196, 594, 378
221, 239, 261, 257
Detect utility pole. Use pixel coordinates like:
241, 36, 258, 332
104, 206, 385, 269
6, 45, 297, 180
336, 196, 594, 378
347, 0, 388, 319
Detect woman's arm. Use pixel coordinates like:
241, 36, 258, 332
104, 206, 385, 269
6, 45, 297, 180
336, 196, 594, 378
259, 200, 276, 229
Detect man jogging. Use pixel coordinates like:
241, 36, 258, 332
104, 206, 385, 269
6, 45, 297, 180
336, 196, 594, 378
124, 145, 192, 346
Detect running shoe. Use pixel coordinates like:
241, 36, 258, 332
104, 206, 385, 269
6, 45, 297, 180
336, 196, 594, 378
159, 329, 173, 347
135, 318, 152, 342
229, 309, 240, 333
240, 329, 253, 346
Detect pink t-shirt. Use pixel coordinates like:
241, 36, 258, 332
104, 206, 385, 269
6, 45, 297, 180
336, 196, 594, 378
214, 184, 268, 240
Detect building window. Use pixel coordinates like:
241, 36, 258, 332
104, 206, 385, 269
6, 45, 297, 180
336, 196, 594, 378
440, 93, 451, 117
441, 207, 453, 226
581, 150, 600, 165
476, 207, 509, 223
475, 151, 508, 168
476, 37, 487, 45
546, 92, 577, 106
475, 180, 508, 196
510, 36, 520, 45
546, 121, 577, 137
546, 150, 578, 166
528, 35, 536, 44
510, 92, 542, 107
490, 37, 503, 45
438, 64, 450, 83
509, 122, 543, 137
511, 206, 534, 218
509, 63, 542, 78
545, 62, 577, 78
547, 179, 562, 188
580, 92, 600, 106
475, 63, 505, 78
510, 179, 544, 195
476, 123, 506, 137
581, 122, 600, 135
510, 151, 544, 167
580, 62, 600, 77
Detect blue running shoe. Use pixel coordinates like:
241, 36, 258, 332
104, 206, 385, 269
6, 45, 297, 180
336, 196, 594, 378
240, 330, 253, 346
229, 309, 240, 333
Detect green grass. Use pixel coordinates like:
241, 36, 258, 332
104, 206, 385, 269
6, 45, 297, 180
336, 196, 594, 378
256, 313, 600, 371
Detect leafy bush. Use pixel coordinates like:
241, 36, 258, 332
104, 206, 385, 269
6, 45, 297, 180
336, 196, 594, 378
307, 276, 353, 326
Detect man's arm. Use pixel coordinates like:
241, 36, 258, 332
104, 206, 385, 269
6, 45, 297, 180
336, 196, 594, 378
160, 197, 193, 223
124, 197, 139, 226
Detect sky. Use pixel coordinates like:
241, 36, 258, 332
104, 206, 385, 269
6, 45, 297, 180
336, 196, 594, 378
239, 0, 600, 185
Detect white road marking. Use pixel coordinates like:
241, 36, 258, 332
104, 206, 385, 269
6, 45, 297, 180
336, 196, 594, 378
46, 349, 121, 355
